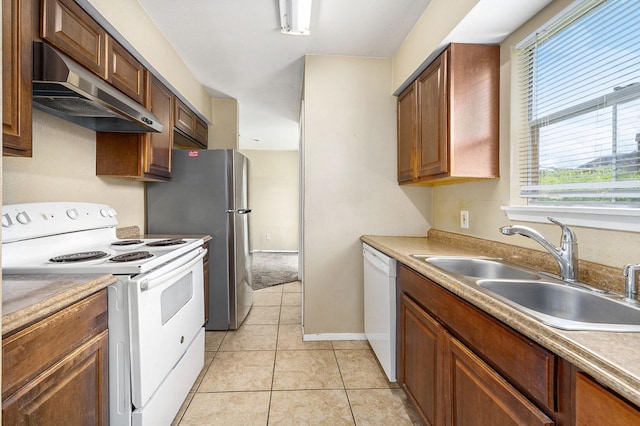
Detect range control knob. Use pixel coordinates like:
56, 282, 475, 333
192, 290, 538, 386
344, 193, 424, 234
66, 208, 79, 220
2, 213, 13, 228
100, 208, 109, 217
16, 211, 32, 225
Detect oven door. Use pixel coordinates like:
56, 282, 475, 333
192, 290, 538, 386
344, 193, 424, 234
128, 247, 206, 409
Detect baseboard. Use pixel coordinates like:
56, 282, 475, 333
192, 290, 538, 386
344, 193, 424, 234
302, 332, 367, 342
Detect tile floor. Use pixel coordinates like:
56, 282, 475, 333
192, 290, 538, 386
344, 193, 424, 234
172, 281, 421, 425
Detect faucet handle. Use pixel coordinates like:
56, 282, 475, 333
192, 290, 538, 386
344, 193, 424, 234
547, 217, 577, 243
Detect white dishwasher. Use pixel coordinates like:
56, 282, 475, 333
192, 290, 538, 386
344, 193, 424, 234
363, 243, 397, 382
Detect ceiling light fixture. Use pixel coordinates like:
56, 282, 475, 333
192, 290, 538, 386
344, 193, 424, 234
279, 0, 312, 36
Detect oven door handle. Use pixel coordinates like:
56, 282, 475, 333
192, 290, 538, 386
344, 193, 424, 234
140, 248, 207, 291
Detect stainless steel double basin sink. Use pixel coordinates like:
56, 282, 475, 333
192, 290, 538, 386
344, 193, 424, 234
411, 255, 640, 332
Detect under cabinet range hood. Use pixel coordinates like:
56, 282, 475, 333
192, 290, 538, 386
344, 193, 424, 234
32, 42, 163, 133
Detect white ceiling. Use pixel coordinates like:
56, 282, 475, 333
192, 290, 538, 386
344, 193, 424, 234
137, 0, 431, 150
136, 0, 554, 151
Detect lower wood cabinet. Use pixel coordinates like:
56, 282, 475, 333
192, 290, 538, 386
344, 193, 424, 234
2, 289, 109, 425
397, 262, 640, 425
574, 372, 640, 426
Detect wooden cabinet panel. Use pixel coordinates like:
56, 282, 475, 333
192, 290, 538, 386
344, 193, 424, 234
3, 331, 108, 425
574, 372, 640, 425
96, 73, 172, 181
174, 97, 196, 136
41, 0, 106, 78
398, 264, 556, 410
2, 0, 33, 156
397, 84, 416, 183
445, 336, 554, 426
399, 294, 444, 426
107, 37, 145, 104
195, 116, 209, 147
416, 51, 448, 178
146, 74, 173, 178
2, 290, 108, 424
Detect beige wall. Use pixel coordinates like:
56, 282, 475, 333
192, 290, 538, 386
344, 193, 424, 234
428, 0, 640, 268
3, 110, 145, 228
303, 55, 431, 336
241, 150, 299, 252
210, 98, 239, 149
392, 0, 480, 92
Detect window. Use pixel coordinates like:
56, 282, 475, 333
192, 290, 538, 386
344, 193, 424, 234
516, 0, 640, 208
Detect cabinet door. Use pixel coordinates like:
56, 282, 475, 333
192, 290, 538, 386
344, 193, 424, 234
41, 0, 106, 78
444, 336, 554, 426
397, 83, 416, 183
3, 331, 109, 425
195, 117, 209, 147
416, 50, 448, 179
107, 37, 145, 104
399, 293, 445, 426
145, 74, 173, 179
174, 97, 196, 136
2, 0, 33, 156
574, 372, 640, 425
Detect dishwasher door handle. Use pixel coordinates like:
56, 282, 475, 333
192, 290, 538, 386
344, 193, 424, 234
363, 247, 392, 275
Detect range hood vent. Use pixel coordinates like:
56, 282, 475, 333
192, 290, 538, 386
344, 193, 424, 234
32, 42, 163, 133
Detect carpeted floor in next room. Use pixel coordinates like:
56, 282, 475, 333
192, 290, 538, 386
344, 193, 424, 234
250, 251, 299, 290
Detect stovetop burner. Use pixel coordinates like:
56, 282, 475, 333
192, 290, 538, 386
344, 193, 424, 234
50, 251, 110, 263
146, 239, 187, 247
110, 251, 154, 262
111, 239, 145, 246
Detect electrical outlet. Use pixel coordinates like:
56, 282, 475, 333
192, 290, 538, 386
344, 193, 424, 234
460, 210, 469, 229
266, 233, 272, 241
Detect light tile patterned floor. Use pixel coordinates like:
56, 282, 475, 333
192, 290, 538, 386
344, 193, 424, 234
172, 281, 421, 425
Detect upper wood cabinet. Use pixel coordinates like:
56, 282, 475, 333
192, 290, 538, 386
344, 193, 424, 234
41, 0, 107, 79
96, 73, 173, 181
3, 0, 35, 157
106, 38, 146, 104
397, 43, 500, 185
174, 97, 208, 149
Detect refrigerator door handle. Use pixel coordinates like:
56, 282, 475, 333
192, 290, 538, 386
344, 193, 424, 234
237, 209, 252, 214
225, 209, 235, 213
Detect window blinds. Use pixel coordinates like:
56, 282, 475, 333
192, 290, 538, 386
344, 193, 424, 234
517, 0, 640, 207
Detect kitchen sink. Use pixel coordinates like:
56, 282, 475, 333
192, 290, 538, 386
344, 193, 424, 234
413, 255, 540, 280
477, 279, 640, 332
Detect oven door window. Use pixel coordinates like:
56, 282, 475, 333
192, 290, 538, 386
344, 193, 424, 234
161, 272, 194, 324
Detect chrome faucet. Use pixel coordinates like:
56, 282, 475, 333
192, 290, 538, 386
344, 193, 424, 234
499, 217, 578, 281
623, 263, 640, 301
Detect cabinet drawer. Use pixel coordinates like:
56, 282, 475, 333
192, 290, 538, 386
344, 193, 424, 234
2, 290, 108, 399
399, 264, 556, 410
41, 0, 106, 78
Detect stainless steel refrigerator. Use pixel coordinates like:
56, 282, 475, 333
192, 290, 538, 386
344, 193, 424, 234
146, 149, 253, 330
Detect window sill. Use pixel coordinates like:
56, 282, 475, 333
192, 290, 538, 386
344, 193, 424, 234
501, 206, 640, 233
